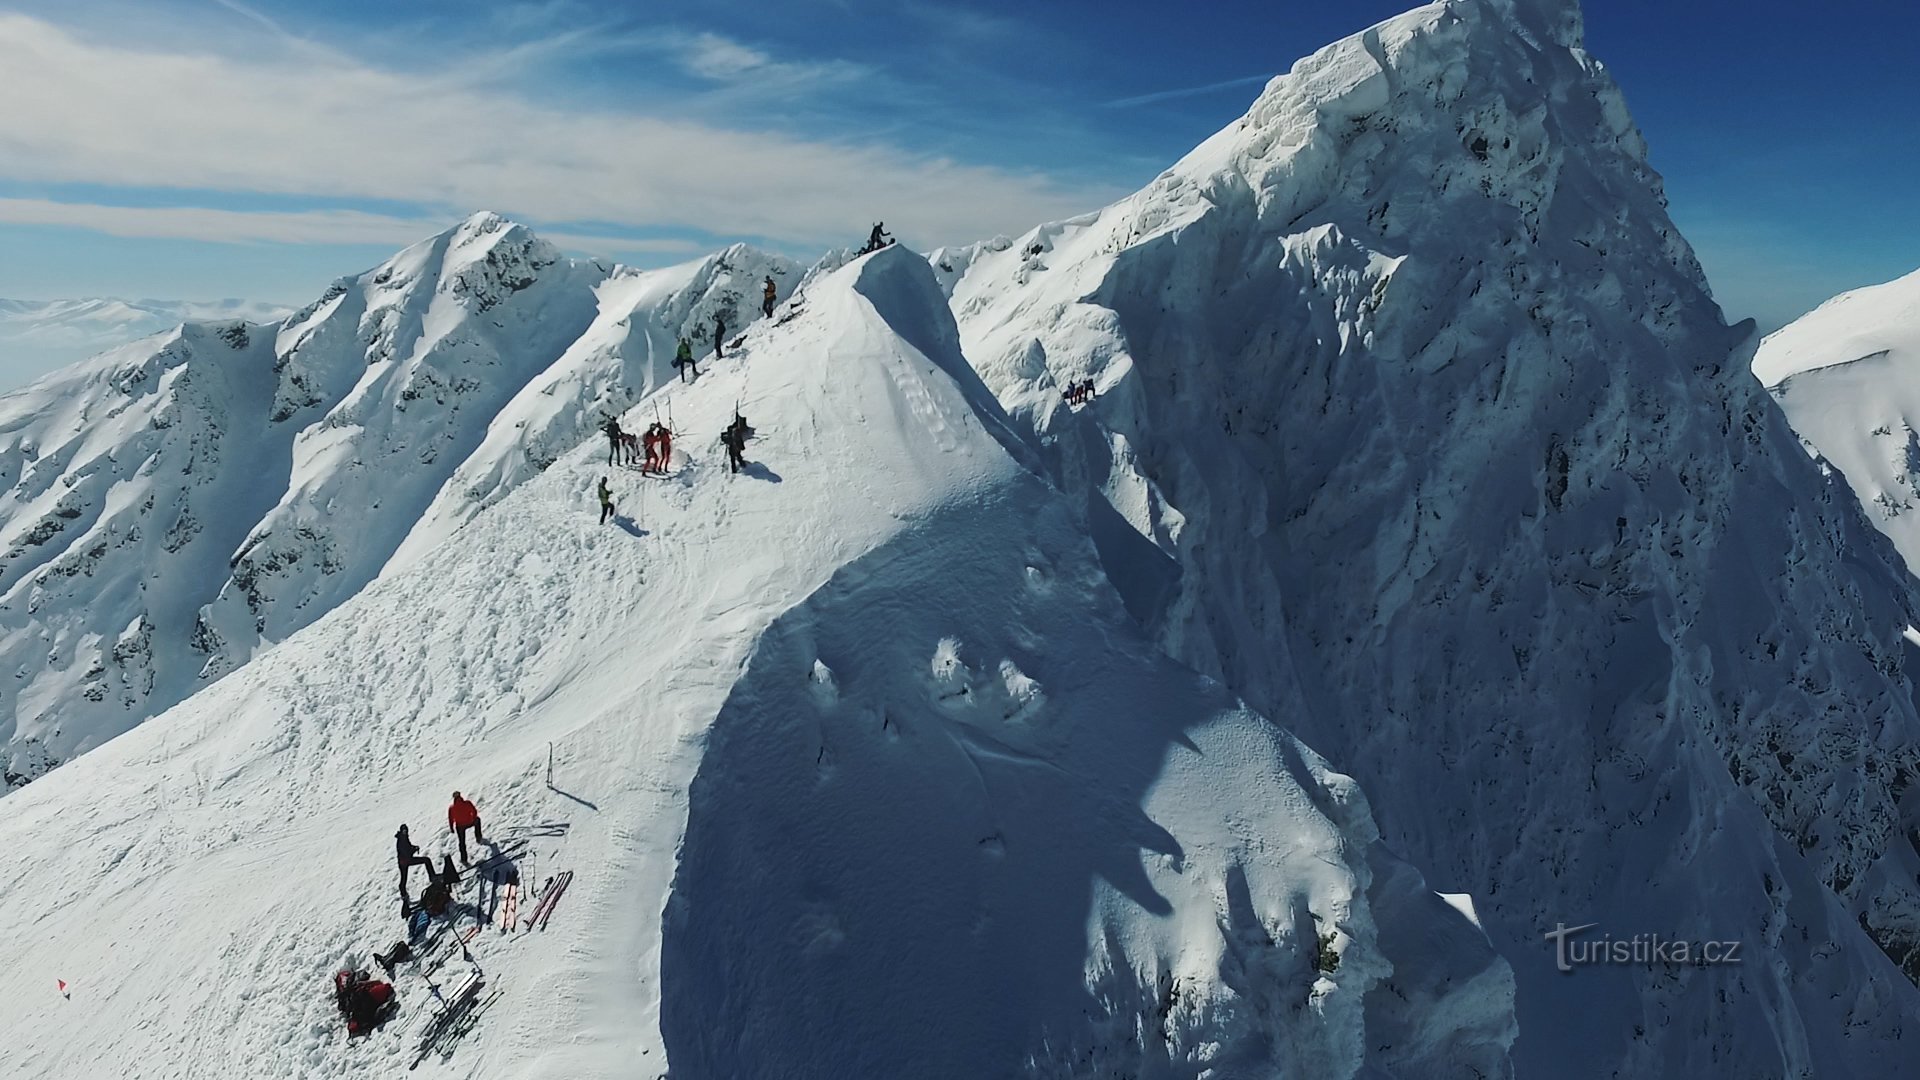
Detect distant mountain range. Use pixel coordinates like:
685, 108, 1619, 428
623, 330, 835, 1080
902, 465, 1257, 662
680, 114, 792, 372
0, 297, 295, 391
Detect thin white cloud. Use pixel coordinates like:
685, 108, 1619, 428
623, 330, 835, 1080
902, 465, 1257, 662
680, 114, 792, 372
1103, 74, 1277, 109
685, 31, 771, 78
0, 197, 700, 256
0, 13, 1116, 250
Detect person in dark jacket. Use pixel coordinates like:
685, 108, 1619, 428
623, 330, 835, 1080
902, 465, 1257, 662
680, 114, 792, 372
713, 314, 727, 360
598, 477, 615, 525
603, 416, 624, 466
396, 824, 433, 900
448, 791, 487, 864
721, 415, 748, 474
762, 276, 778, 318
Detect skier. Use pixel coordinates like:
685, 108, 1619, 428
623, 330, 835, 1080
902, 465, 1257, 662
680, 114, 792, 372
334, 969, 398, 1037
762, 275, 778, 318
603, 415, 624, 466
658, 424, 674, 473
396, 824, 434, 901
865, 222, 892, 253
448, 791, 487, 865
598, 476, 615, 525
713, 313, 727, 361
674, 337, 697, 383
721, 415, 748, 474
641, 423, 661, 473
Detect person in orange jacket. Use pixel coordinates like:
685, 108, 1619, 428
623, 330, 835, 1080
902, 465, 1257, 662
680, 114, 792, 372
448, 791, 488, 865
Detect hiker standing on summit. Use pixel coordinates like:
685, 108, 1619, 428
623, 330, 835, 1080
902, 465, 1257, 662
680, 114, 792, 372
713, 313, 727, 361
448, 791, 488, 865
762, 275, 778, 318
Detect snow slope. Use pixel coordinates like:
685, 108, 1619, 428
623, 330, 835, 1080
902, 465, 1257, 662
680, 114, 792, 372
1753, 267, 1920, 571
941, 0, 1920, 1075
0, 298, 292, 393
0, 247, 1515, 1079
0, 214, 795, 788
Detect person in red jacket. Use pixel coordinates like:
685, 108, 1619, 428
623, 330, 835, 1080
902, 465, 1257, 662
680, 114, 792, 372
448, 791, 488, 865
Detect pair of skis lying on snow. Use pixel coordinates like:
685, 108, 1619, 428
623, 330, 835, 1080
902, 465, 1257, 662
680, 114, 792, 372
484, 871, 573, 935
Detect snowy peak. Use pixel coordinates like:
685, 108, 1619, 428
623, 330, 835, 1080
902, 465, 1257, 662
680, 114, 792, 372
1755, 266, 1920, 386
1755, 267, 1920, 572
943, 1, 1920, 1075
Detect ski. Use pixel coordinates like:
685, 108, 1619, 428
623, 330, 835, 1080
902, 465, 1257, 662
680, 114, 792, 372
497, 880, 519, 934
502, 822, 571, 838
519, 875, 555, 930
409, 989, 500, 1071
408, 973, 489, 1071
535, 871, 573, 931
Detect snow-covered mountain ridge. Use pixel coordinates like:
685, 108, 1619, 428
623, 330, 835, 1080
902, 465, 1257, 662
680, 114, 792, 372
1753, 267, 1920, 571
0, 245, 1516, 1078
0, 212, 797, 786
941, 0, 1920, 1075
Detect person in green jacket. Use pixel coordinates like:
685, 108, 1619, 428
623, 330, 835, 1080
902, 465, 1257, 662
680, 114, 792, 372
673, 337, 697, 383
598, 476, 615, 525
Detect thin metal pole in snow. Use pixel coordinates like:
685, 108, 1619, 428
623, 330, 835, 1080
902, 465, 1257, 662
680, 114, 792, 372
546, 742, 554, 789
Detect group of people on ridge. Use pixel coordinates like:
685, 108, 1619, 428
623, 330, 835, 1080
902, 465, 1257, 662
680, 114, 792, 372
602, 416, 675, 474
336, 792, 493, 1036
1063, 379, 1097, 406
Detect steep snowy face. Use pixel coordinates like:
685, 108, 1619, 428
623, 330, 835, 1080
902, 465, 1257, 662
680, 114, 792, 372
0, 213, 794, 787
946, 0, 1920, 1074
1754, 267, 1920, 571
0, 247, 1513, 1079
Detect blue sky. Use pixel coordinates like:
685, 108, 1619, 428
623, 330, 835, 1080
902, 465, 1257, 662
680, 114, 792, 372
0, 0, 1913, 333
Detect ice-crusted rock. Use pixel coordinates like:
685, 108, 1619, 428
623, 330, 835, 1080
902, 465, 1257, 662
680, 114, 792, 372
945, 0, 1920, 1074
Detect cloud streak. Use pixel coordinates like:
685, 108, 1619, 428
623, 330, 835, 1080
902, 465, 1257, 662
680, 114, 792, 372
0, 13, 1120, 251
1103, 73, 1277, 109
0, 197, 700, 256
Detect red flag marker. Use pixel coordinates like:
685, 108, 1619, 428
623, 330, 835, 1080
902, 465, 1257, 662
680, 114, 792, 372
57, 979, 69, 998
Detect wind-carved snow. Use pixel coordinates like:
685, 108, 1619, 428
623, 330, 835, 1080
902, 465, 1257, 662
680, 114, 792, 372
1754, 267, 1920, 572
0, 247, 1513, 1079
0, 212, 796, 786
944, 0, 1920, 1075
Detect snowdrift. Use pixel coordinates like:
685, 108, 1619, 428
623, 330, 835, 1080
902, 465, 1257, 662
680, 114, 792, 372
0, 247, 1514, 1078
1754, 267, 1920, 572
940, 0, 1920, 1075
0, 214, 795, 787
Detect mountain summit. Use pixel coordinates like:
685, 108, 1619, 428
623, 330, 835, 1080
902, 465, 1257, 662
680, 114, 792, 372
942, 0, 1920, 1075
